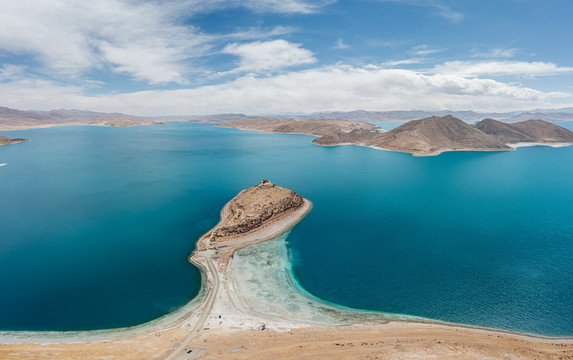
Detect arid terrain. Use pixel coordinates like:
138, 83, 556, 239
2, 182, 573, 359
220, 115, 573, 156
0, 106, 161, 130
217, 116, 378, 136
0, 135, 28, 145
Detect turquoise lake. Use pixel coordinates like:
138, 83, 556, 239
1, 122, 572, 335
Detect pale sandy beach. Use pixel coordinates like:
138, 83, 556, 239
507, 142, 573, 148
1, 182, 573, 359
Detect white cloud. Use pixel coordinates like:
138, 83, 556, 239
411, 44, 442, 56
222, 26, 298, 41
241, 0, 335, 14
333, 38, 350, 49
377, 0, 464, 23
471, 48, 519, 59
222, 40, 317, 73
381, 58, 425, 66
1, 65, 568, 116
433, 61, 573, 77
0, 0, 212, 84
0, 65, 27, 81
0, 0, 327, 85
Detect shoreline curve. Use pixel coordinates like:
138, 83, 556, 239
1, 182, 573, 359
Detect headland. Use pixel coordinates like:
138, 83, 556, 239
219, 116, 573, 156
0, 135, 28, 145
1, 181, 572, 359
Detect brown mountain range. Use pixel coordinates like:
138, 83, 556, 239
475, 118, 573, 143
0, 106, 161, 130
220, 115, 573, 156
216, 117, 378, 136
315, 115, 511, 155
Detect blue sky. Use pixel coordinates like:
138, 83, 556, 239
1, 0, 572, 115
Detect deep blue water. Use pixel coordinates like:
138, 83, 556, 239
1, 122, 572, 335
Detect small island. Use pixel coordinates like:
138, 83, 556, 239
0, 135, 28, 146
219, 115, 573, 156
2, 181, 572, 359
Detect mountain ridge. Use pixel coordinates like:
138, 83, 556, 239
220, 115, 573, 156
0, 106, 162, 130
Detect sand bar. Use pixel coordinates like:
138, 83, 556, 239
1, 181, 573, 359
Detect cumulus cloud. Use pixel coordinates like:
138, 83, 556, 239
222, 40, 317, 73
0, 0, 328, 84
0, 0, 213, 84
1, 65, 568, 116
433, 61, 573, 77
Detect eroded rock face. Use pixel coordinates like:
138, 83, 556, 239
211, 182, 304, 240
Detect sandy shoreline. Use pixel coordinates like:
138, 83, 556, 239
507, 141, 573, 149
1, 182, 573, 359
0, 122, 162, 131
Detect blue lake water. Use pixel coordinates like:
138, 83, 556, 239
1, 122, 572, 335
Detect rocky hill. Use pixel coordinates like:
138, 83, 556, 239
219, 115, 573, 156
474, 118, 536, 143
475, 118, 573, 143
0, 135, 28, 146
314, 115, 511, 156
209, 181, 305, 242
506, 120, 573, 142
367, 116, 511, 155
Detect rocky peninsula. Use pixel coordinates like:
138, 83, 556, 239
0, 135, 28, 145
1, 182, 573, 359
220, 116, 573, 156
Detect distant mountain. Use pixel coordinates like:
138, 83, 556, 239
216, 116, 378, 136
291, 110, 512, 122
504, 120, 573, 142
504, 112, 573, 123
0, 106, 161, 130
528, 107, 573, 114
286, 109, 573, 123
475, 118, 573, 143
154, 113, 248, 123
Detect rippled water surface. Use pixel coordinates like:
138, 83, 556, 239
1, 122, 572, 334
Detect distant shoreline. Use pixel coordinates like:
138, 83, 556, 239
0, 122, 162, 131
218, 116, 573, 156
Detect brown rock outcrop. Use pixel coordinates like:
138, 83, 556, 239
210, 182, 305, 241
0, 135, 28, 145
475, 118, 573, 143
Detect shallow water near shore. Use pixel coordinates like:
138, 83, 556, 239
1, 122, 573, 335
